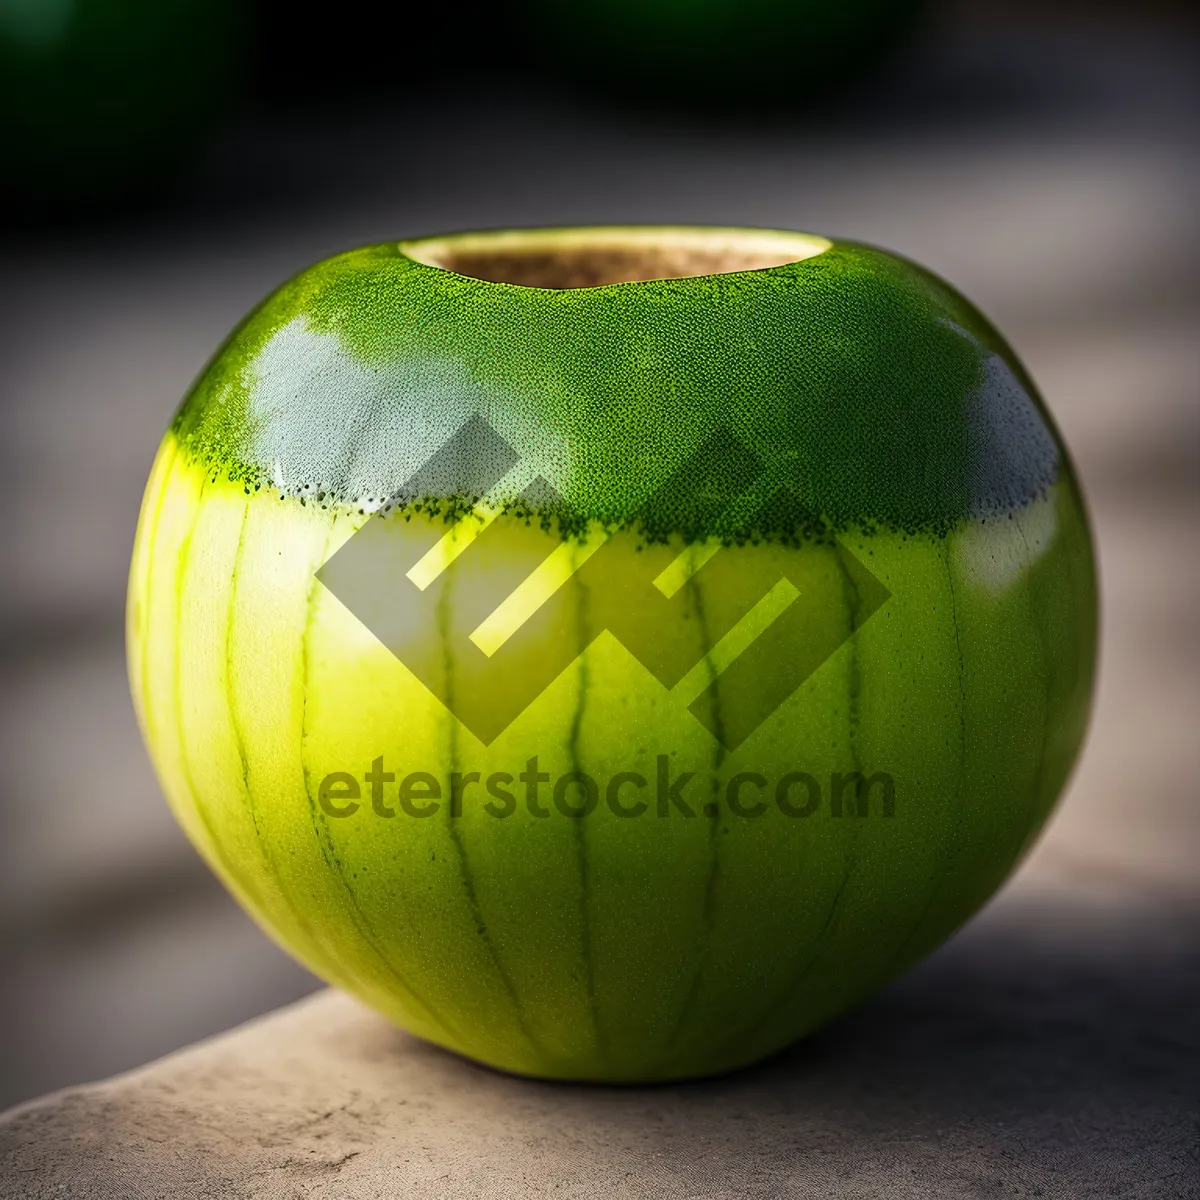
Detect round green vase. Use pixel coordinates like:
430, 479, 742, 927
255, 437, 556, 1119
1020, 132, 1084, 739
128, 227, 1096, 1081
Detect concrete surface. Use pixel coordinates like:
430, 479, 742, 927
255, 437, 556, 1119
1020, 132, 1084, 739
1, 886, 1196, 1197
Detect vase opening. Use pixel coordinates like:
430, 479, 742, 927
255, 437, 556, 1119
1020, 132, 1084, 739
402, 227, 830, 289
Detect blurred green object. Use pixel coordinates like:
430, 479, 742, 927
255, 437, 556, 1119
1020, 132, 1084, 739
528, 0, 925, 102
0, 0, 242, 206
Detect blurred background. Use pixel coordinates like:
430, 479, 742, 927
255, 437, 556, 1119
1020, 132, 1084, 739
1, 0, 1197, 1116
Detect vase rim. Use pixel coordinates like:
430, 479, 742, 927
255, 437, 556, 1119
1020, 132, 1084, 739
398, 225, 832, 291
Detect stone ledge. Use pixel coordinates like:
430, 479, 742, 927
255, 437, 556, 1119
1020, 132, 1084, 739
3, 891, 1195, 1200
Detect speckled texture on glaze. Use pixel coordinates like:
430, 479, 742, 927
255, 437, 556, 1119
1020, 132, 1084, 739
172, 230, 1060, 537
131, 227, 1097, 1082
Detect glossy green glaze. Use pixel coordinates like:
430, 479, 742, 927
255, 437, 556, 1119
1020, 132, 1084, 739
131, 227, 1096, 1080
177, 228, 1053, 534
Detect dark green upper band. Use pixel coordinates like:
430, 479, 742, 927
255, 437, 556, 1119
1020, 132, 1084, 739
171, 230, 1062, 537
